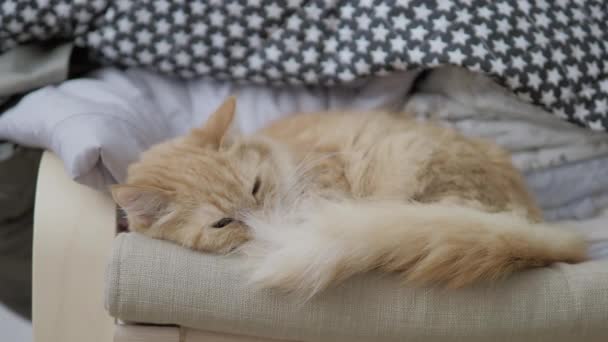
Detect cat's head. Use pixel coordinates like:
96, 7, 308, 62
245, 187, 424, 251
111, 97, 293, 253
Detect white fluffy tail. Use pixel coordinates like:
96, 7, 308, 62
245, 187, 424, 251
240, 200, 587, 298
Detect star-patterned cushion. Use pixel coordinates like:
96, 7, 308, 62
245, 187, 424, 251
1, 0, 607, 131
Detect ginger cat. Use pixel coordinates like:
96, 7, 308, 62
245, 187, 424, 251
112, 97, 587, 296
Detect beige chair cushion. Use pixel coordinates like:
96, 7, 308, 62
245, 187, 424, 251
106, 233, 608, 342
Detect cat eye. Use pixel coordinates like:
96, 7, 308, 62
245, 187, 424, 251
252, 177, 261, 196
212, 218, 234, 228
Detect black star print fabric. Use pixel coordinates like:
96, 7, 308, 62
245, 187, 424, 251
1, 0, 607, 131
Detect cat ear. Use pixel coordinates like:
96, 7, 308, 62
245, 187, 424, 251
111, 185, 172, 229
190, 96, 237, 148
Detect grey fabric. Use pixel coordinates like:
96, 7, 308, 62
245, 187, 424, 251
3, 66, 608, 222
0, 146, 42, 319
0, 67, 417, 191
0, 42, 67, 315
0, 43, 73, 98
2, 2, 608, 131
523, 154, 608, 221
106, 233, 608, 342
407, 66, 608, 171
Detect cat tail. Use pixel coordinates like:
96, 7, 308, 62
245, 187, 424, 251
241, 200, 587, 298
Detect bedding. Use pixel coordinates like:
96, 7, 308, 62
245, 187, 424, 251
0, 67, 418, 188
562, 208, 608, 260
1, 66, 608, 224
0, 1, 607, 131
406, 67, 608, 170
0, 43, 73, 99
526, 157, 608, 221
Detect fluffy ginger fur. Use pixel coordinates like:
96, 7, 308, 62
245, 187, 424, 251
112, 97, 587, 297
242, 199, 585, 297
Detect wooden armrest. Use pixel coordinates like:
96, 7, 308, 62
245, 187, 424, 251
33, 152, 115, 342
